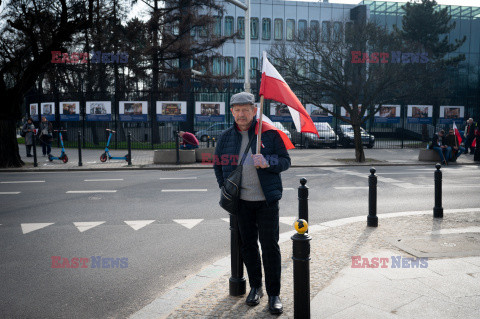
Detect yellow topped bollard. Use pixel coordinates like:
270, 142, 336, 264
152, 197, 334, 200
294, 219, 308, 235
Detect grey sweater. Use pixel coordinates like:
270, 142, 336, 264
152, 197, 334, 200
239, 130, 266, 201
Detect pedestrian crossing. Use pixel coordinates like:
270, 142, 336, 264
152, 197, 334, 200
1, 217, 300, 235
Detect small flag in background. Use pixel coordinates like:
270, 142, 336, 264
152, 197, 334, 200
453, 122, 462, 144
259, 51, 319, 137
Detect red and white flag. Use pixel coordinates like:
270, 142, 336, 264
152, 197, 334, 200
259, 52, 319, 136
255, 109, 295, 150
453, 122, 462, 144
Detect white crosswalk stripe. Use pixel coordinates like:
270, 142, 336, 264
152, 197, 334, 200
74, 221, 106, 232
1, 180, 45, 184
173, 219, 203, 229
21, 223, 54, 234
0, 192, 21, 195
124, 220, 155, 230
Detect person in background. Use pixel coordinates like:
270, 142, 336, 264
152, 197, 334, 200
474, 125, 480, 162
464, 118, 476, 154
445, 128, 465, 162
431, 130, 451, 165
39, 116, 53, 156
22, 118, 35, 157
178, 131, 199, 150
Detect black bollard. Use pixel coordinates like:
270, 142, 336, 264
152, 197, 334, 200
229, 214, 246, 296
32, 132, 38, 167
175, 130, 180, 165
212, 138, 216, 148
77, 131, 82, 167
298, 178, 309, 225
433, 163, 443, 218
292, 219, 311, 319
127, 132, 132, 166
207, 137, 210, 148
367, 167, 378, 227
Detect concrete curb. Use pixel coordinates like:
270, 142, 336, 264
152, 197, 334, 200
1, 162, 477, 173
128, 207, 480, 319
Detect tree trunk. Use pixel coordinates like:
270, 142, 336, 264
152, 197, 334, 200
352, 123, 365, 162
0, 119, 24, 168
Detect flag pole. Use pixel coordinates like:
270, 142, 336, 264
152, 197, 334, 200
256, 95, 265, 154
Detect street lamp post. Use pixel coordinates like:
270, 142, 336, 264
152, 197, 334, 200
225, 0, 251, 93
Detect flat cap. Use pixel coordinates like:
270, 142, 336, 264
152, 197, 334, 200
230, 92, 255, 106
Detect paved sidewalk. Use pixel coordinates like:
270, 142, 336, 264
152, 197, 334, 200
6, 145, 479, 171
144, 209, 480, 319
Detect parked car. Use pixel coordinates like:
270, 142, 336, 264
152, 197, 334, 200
337, 124, 375, 148
293, 122, 338, 148
195, 123, 229, 142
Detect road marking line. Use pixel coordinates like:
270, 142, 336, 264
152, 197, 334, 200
124, 220, 156, 231
334, 186, 369, 190
295, 174, 328, 177
21, 223, 54, 234
0, 180, 45, 184
74, 221, 106, 232
159, 177, 198, 180
86, 161, 97, 164
173, 219, 203, 229
66, 190, 117, 193
279, 216, 297, 226
0, 192, 21, 194
284, 188, 294, 190
161, 189, 207, 192
84, 179, 124, 182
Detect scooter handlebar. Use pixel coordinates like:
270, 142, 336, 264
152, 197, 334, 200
106, 129, 116, 133
54, 130, 67, 132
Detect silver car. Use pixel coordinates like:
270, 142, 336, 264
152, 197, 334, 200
195, 123, 229, 142
293, 122, 338, 148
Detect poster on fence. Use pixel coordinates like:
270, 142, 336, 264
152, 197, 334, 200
29, 103, 39, 121
407, 105, 432, 124
375, 105, 400, 123
439, 106, 464, 125
156, 101, 187, 122
86, 101, 112, 121
119, 101, 148, 121
60, 101, 80, 121
306, 104, 333, 123
341, 104, 366, 119
41, 102, 55, 121
195, 102, 225, 122
269, 102, 293, 122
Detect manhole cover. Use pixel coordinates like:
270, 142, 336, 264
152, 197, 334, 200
387, 233, 480, 258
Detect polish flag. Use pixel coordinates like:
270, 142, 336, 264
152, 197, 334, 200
255, 109, 295, 150
453, 122, 462, 144
259, 52, 319, 136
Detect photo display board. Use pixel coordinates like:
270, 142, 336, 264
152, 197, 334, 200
29, 103, 39, 121
60, 101, 80, 121
195, 102, 225, 122
156, 101, 187, 122
407, 105, 432, 124
375, 105, 401, 123
341, 105, 366, 119
86, 101, 112, 121
269, 102, 293, 122
439, 106, 464, 125
306, 104, 333, 123
119, 101, 148, 121
41, 102, 56, 121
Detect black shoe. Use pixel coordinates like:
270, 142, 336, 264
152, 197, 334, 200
245, 287, 263, 306
268, 296, 283, 314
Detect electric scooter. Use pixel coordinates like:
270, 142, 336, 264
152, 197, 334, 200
48, 130, 68, 163
100, 129, 130, 162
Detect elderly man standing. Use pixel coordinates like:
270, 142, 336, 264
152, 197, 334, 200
213, 92, 291, 314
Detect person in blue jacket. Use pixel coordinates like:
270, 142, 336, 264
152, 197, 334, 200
214, 92, 290, 315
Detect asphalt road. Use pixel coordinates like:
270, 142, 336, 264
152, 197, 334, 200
1, 165, 479, 318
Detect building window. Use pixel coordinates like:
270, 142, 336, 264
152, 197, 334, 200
237, 17, 245, 39
237, 57, 245, 78
274, 19, 283, 40
224, 57, 233, 75
213, 16, 222, 37
345, 22, 353, 42
250, 57, 258, 79
212, 57, 221, 75
286, 19, 295, 41
298, 20, 307, 41
251, 17, 259, 39
262, 18, 271, 40
321, 21, 330, 43
225, 16, 234, 37
310, 20, 319, 42
199, 16, 208, 38
309, 59, 319, 80
333, 22, 343, 42
298, 59, 307, 77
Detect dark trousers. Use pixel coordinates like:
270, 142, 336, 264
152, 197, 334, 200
237, 199, 281, 296
465, 136, 475, 154
42, 142, 51, 155
26, 145, 32, 156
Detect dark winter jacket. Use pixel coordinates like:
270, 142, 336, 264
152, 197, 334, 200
213, 118, 291, 204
